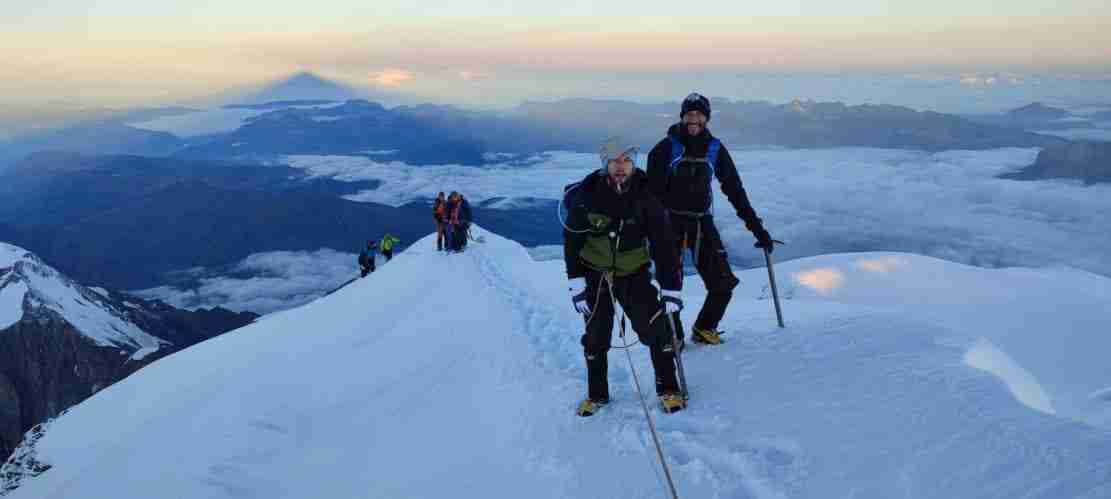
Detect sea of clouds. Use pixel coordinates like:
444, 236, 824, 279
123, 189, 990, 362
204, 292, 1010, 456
285, 147, 1111, 273
135, 248, 358, 314
143, 147, 1111, 313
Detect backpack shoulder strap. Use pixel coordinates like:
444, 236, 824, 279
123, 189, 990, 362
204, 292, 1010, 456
667, 136, 685, 175
706, 138, 721, 177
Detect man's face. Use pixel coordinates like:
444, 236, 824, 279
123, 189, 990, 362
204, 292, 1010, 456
682, 110, 707, 136
607, 153, 633, 189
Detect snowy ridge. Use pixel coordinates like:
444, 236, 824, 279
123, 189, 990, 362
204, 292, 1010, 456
5, 231, 1111, 498
0, 242, 164, 354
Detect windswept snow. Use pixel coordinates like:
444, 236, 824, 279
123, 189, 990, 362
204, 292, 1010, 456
770, 252, 1111, 429
6, 230, 1111, 499
964, 338, 1056, 415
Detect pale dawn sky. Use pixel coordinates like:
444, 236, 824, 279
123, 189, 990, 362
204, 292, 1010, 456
2, 2, 1110, 109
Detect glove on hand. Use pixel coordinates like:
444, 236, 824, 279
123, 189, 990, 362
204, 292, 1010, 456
569, 277, 591, 315
753, 229, 775, 253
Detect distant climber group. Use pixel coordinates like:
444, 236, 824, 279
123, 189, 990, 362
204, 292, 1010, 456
433, 191, 473, 253
358, 233, 401, 278
563, 92, 776, 416
356, 191, 474, 277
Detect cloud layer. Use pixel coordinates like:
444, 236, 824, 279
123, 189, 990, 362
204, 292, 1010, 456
285, 147, 1111, 279
138, 146, 1111, 314
134, 249, 360, 314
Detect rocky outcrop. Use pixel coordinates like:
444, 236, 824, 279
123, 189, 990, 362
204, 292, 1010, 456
0, 244, 257, 462
0, 304, 255, 464
1000, 142, 1111, 185
0, 309, 132, 461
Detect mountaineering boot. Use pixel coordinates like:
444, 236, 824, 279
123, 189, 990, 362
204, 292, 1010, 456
576, 397, 610, 417
691, 326, 723, 345
658, 392, 687, 414
585, 352, 610, 402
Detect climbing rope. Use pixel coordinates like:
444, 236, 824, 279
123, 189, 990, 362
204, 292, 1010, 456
606, 272, 681, 499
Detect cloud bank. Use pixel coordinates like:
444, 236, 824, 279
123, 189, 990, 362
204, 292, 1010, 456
285, 147, 1111, 279
134, 249, 360, 314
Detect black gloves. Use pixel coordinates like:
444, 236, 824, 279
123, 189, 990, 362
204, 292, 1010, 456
753, 228, 775, 253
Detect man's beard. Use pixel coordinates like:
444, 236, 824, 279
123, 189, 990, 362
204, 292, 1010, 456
609, 175, 629, 194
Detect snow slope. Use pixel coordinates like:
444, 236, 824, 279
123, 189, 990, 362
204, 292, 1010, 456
764, 253, 1111, 429
5, 230, 1110, 499
0, 243, 164, 353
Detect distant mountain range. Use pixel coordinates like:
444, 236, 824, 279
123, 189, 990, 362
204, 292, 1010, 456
0, 121, 186, 169
0, 152, 558, 292
512, 98, 1068, 151
964, 102, 1110, 133
169, 96, 1068, 165
2, 72, 1078, 171
0, 243, 256, 463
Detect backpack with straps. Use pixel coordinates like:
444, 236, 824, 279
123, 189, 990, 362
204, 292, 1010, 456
667, 135, 721, 178
666, 136, 722, 213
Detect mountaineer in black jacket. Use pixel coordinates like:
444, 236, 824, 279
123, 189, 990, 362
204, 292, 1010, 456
647, 93, 776, 346
563, 137, 686, 416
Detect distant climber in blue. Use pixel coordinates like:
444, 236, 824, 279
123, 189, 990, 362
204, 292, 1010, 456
358, 240, 377, 277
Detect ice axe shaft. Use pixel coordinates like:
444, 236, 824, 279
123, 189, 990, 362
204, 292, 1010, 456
763, 243, 786, 328
665, 313, 689, 401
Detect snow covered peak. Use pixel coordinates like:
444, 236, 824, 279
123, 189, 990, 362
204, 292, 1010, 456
0, 242, 30, 270
0, 242, 164, 354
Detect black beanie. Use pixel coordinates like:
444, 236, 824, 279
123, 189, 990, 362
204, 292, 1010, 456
680, 93, 711, 120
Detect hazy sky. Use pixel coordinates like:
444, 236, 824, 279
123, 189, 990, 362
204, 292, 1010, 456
2, 2, 1110, 110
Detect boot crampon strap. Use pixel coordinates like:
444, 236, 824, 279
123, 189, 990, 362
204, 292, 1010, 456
576, 398, 610, 417
692, 326, 724, 345
658, 393, 687, 414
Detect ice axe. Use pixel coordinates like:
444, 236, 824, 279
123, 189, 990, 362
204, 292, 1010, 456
665, 312, 689, 401
761, 240, 787, 328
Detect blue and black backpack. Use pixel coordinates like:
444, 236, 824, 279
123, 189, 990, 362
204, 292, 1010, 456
666, 136, 722, 212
